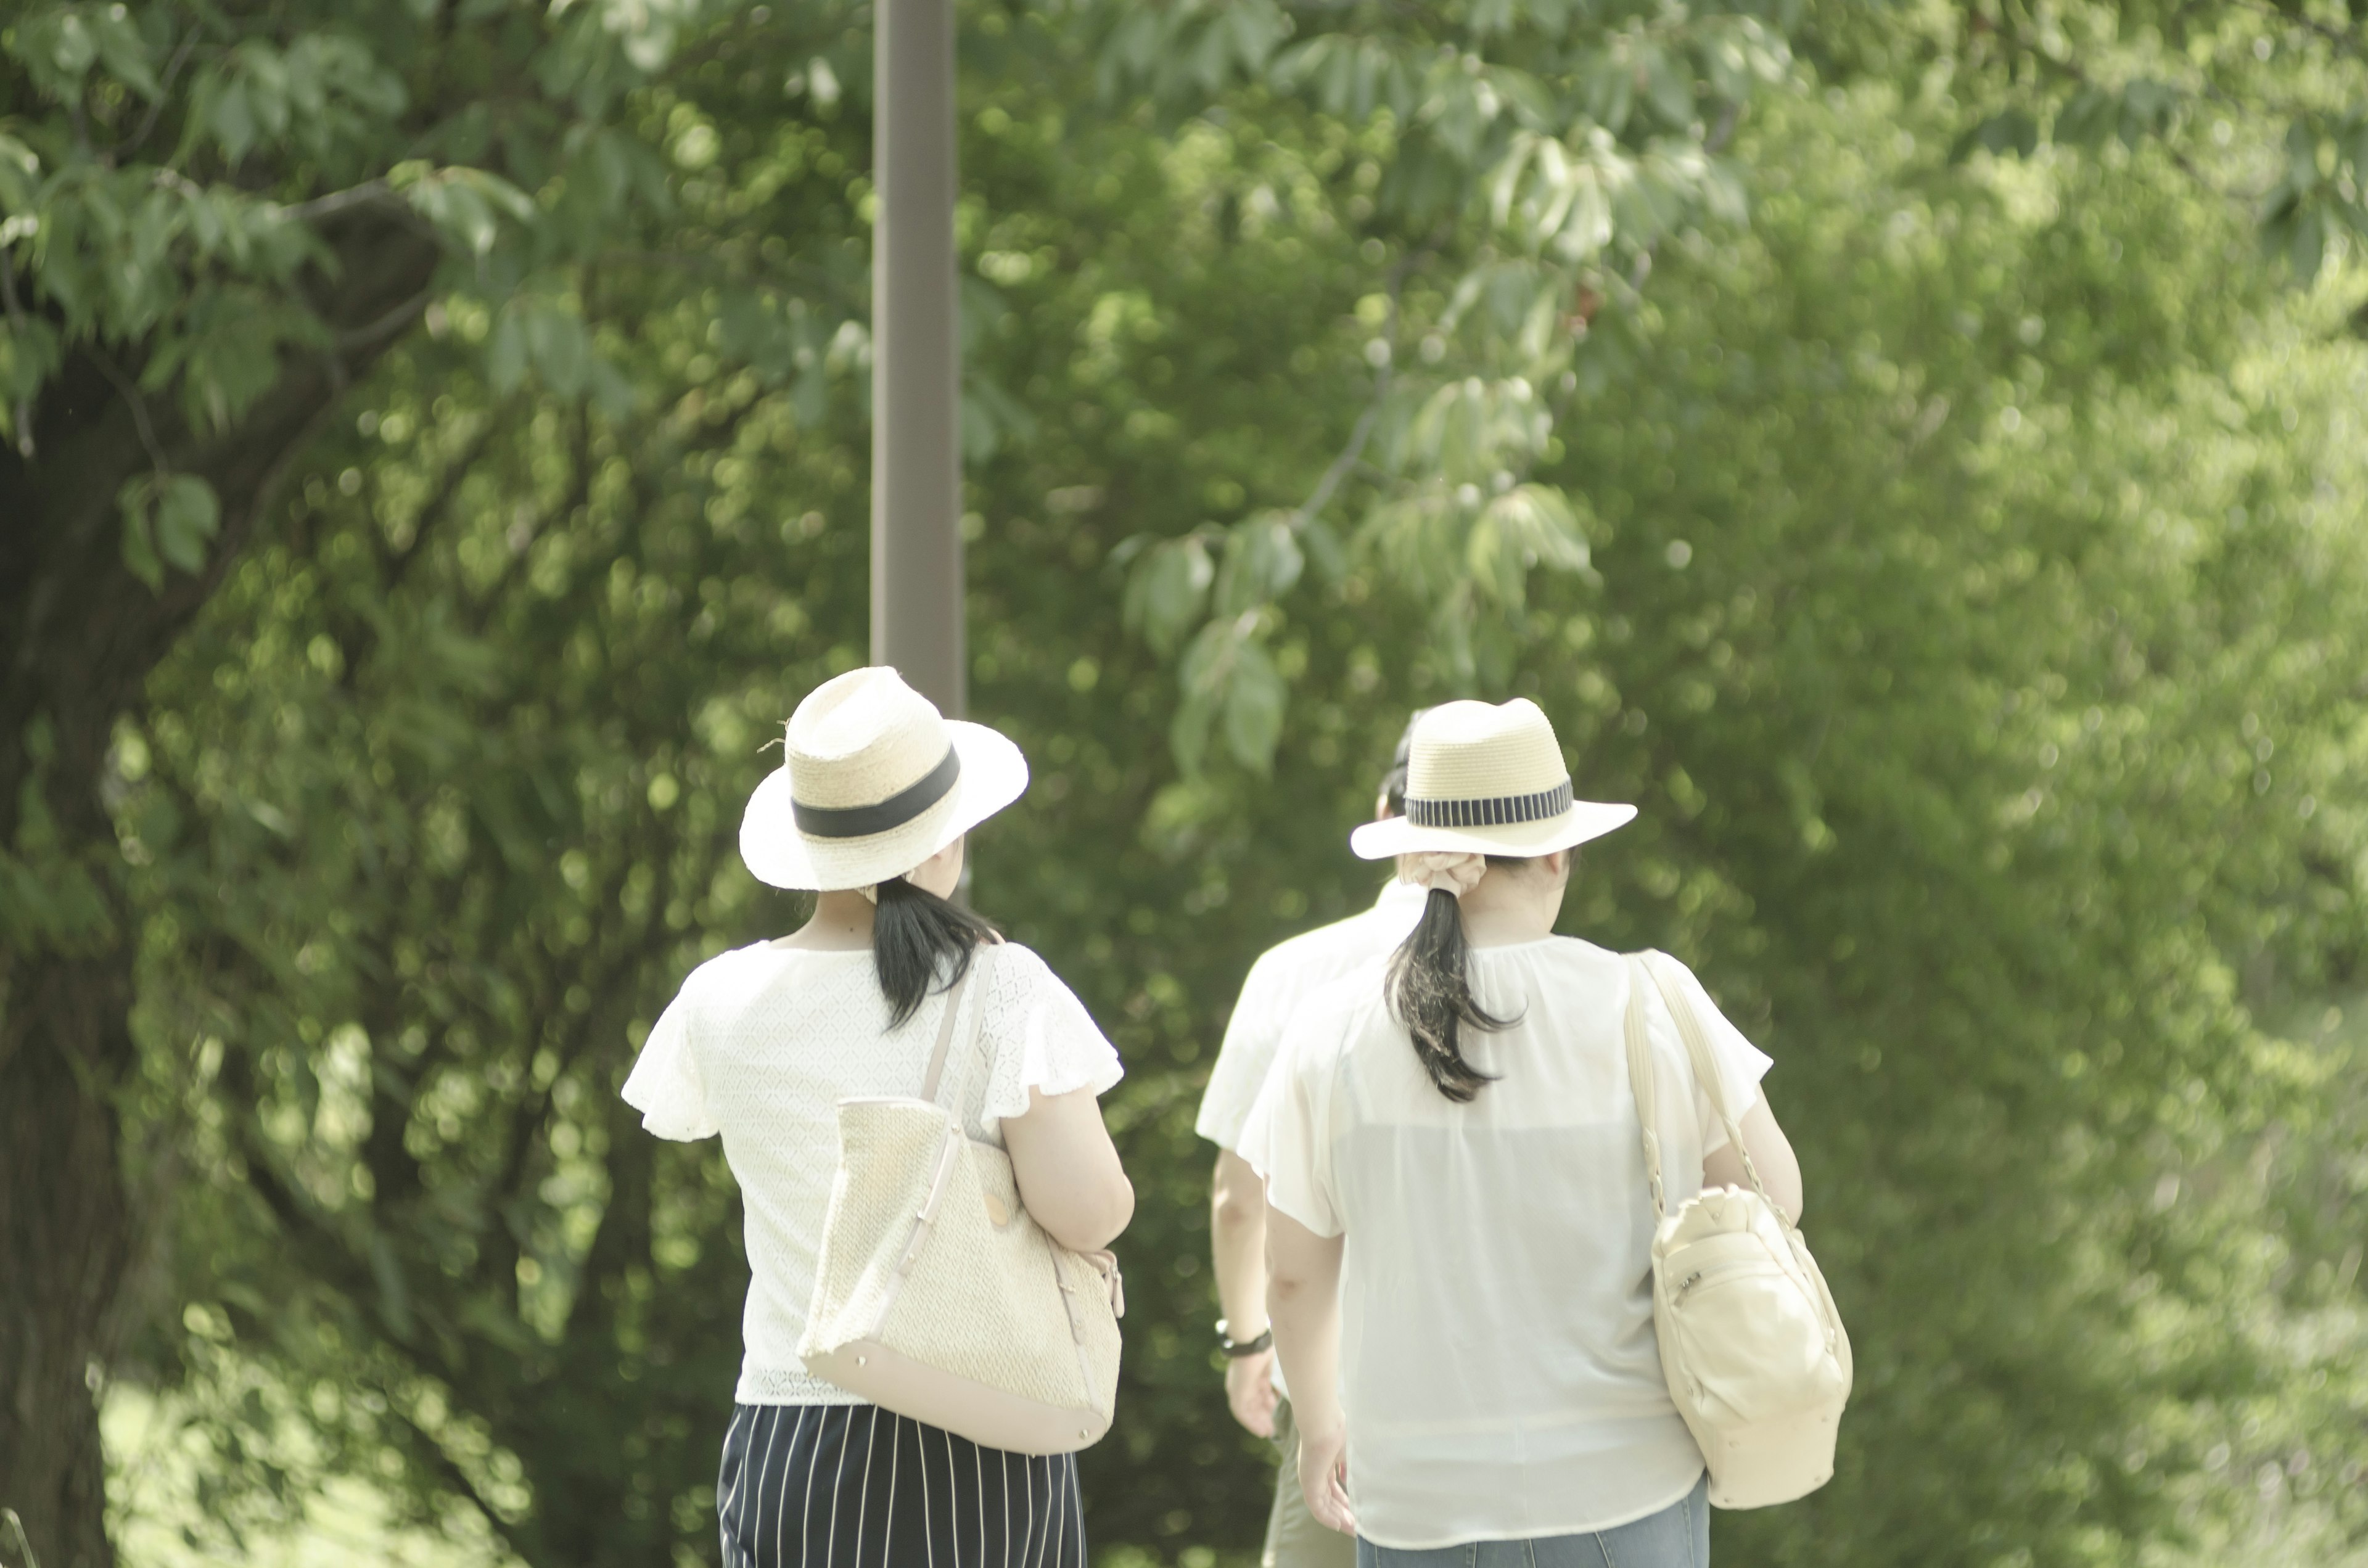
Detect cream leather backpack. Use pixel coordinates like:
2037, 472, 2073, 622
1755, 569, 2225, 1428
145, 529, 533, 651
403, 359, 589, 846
800, 956, 1124, 1455
1623, 951, 1851, 1508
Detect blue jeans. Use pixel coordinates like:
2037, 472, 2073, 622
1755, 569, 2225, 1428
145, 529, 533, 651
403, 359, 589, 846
1354, 1474, 1709, 1568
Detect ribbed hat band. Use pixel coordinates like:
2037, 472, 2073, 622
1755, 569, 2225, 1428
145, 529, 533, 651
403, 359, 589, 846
1402, 778, 1574, 829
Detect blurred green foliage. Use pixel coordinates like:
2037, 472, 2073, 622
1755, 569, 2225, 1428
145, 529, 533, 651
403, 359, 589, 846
4, 0, 2366, 1565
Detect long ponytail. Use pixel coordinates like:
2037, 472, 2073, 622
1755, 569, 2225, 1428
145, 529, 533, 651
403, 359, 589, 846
1384, 856, 1527, 1102
872, 876, 998, 1027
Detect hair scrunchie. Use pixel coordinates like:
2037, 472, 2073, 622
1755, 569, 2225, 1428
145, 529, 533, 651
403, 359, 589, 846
1404, 850, 1488, 898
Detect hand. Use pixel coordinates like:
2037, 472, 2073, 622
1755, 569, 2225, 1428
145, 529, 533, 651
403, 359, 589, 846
1295, 1414, 1356, 1536
1224, 1348, 1278, 1439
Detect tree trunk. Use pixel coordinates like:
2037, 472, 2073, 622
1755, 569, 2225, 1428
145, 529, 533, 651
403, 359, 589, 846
0, 958, 134, 1568
0, 203, 442, 1568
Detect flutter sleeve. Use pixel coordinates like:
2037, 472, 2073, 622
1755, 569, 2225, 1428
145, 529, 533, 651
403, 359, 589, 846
1239, 996, 1346, 1239
620, 987, 719, 1142
1194, 947, 1293, 1152
1656, 956, 1774, 1156
974, 943, 1125, 1137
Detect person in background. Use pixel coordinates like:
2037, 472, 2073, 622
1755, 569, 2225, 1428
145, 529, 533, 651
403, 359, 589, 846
1245, 698, 1804, 1567
1196, 710, 1430, 1568
622, 667, 1134, 1568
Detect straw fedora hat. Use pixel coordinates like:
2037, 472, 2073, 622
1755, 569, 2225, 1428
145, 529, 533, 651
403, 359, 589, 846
739, 667, 1030, 892
1349, 697, 1634, 860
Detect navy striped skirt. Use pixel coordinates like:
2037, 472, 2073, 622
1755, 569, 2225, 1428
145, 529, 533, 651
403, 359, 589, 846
718, 1403, 1086, 1568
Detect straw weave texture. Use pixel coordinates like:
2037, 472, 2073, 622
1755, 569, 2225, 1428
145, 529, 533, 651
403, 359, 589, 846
785, 668, 950, 808
1404, 698, 1570, 802
802, 1098, 1119, 1411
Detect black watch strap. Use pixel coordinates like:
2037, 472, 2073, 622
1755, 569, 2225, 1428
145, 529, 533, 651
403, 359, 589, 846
1215, 1320, 1273, 1358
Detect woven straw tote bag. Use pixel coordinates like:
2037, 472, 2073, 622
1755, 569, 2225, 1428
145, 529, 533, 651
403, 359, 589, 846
1623, 951, 1851, 1508
799, 954, 1125, 1455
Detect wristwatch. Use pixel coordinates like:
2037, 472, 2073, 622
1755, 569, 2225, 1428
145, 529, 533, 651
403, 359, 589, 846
1215, 1318, 1273, 1358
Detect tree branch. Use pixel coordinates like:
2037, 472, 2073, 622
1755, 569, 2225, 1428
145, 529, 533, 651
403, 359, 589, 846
86, 348, 171, 477
390, 1402, 538, 1564
1283, 239, 1423, 533
0, 259, 31, 459
118, 31, 202, 160
337, 289, 435, 351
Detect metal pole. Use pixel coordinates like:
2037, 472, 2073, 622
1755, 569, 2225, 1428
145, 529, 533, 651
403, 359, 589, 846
871, 0, 964, 719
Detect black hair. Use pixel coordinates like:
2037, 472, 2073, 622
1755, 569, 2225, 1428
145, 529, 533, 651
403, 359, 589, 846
872, 876, 999, 1028
1386, 853, 1563, 1102
1378, 707, 1433, 818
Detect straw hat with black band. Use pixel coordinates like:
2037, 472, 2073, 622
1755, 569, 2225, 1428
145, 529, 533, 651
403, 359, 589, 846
739, 667, 1030, 894
1349, 697, 1634, 864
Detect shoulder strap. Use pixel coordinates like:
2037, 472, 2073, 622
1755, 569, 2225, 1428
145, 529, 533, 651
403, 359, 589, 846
1622, 954, 1669, 1220
918, 963, 976, 1106
1636, 950, 1784, 1223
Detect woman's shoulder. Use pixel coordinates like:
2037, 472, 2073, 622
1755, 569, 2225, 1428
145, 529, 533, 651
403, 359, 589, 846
971, 937, 1076, 995
1281, 960, 1393, 1063
684, 937, 796, 982
1465, 933, 1626, 972
673, 938, 842, 1008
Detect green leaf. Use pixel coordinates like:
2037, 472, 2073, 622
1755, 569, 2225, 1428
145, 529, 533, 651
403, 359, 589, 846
1220, 638, 1286, 771
2288, 200, 2327, 282
0, 134, 38, 215
117, 471, 220, 588
1951, 109, 2038, 163
1122, 535, 1215, 656
2054, 87, 2117, 150
15, 9, 99, 97
523, 303, 591, 396
1214, 513, 1305, 617
118, 477, 163, 589
1640, 43, 1695, 128
2119, 78, 2180, 145
154, 475, 222, 573
212, 81, 258, 165
486, 308, 528, 393
0, 315, 62, 414
88, 2, 160, 99
451, 166, 536, 224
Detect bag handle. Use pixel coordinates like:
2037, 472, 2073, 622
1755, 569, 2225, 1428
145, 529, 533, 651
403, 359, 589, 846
1622, 954, 1670, 1220
1632, 950, 1790, 1228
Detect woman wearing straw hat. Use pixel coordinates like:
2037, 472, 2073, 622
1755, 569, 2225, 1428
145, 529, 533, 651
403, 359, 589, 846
1243, 698, 1804, 1566
622, 667, 1134, 1567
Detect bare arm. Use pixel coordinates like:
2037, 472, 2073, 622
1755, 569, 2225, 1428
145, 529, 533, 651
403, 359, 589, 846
1267, 1205, 1354, 1535
1703, 1093, 1804, 1223
1211, 1147, 1277, 1437
1003, 1085, 1135, 1254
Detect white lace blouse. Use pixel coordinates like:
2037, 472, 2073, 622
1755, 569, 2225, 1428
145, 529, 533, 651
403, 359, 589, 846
622, 940, 1124, 1406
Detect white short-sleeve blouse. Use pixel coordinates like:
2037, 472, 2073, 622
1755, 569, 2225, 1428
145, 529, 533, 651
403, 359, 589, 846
1195, 878, 1429, 1153
1240, 936, 1772, 1550
622, 940, 1124, 1406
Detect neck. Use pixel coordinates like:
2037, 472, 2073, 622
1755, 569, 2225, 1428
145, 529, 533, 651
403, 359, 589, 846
1455, 868, 1561, 948
779, 889, 876, 950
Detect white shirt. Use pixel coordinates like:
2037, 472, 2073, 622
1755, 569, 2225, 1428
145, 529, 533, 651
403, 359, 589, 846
621, 940, 1124, 1406
1240, 937, 1773, 1549
1196, 878, 1431, 1152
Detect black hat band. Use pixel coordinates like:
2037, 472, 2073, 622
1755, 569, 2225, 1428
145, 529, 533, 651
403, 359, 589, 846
792, 745, 963, 839
1404, 778, 1573, 829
